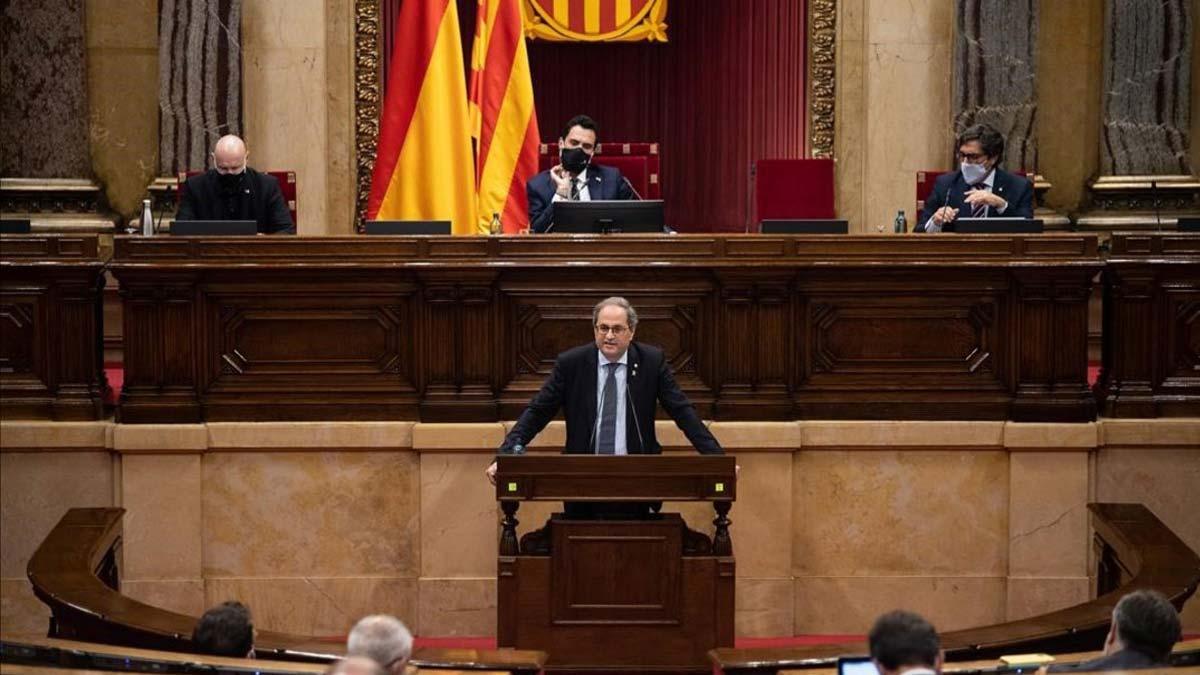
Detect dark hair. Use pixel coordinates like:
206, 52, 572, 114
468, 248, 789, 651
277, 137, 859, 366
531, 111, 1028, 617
561, 114, 598, 141
1113, 590, 1181, 662
868, 610, 940, 671
193, 601, 254, 658
957, 123, 1005, 161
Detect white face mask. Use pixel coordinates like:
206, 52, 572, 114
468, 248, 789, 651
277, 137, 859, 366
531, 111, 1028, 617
961, 161, 991, 185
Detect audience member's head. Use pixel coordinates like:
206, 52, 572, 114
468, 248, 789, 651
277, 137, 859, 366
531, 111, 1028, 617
192, 601, 255, 658
346, 614, 413, 675
324, 656, 387, 675
868, 610, 942, 675
1106, 590, 1181, 662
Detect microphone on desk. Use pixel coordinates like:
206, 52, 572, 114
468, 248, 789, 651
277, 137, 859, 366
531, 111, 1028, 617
1151, 179, 1163, 230
622, 175, 643, 201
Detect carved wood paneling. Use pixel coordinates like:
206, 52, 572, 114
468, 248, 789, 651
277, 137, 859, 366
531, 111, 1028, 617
0, 235, 105, 420
108, 234, 1112, 423
1097, 232, 1200, 417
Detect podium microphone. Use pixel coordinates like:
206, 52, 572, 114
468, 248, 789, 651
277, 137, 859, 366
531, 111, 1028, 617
622, 175, 643, 200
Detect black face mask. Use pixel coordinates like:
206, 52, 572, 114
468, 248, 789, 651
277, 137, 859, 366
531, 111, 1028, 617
560, 147, 591, 174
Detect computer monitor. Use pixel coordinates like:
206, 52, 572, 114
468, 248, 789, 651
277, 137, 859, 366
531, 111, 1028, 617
953, 217, 1044, 234
364, 220, 451, 235
836, 656, 878, 675
0, 219, 32, 234
550, 200, 665, 234
171, 220, 258, 235
1177, 217, 1200, 232
760, 219, 849, 234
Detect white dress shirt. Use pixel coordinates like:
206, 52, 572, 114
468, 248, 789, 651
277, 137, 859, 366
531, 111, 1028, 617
552, 170, 592, 202
593, 349, 628, 455
923, 169, 1008, 233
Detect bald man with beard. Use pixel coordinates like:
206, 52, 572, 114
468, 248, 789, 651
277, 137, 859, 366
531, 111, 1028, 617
176, 135, 295, 234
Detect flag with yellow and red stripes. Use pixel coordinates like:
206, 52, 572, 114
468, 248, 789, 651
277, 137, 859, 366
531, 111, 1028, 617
469, 0, 540, 234
368, 0, 475, 234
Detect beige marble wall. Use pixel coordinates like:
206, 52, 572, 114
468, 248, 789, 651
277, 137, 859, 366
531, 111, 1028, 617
1096, 420, 1200, 630
242, 0, 331, 236
85, 0, 159, 218
0, 445, 116, 633
835, 0, 955, 232
2, 419, 1197, 640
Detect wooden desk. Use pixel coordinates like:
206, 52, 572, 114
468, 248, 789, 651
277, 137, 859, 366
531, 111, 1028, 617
109, 234, 1100, 423
709, 503, 1200, 674
0, 234, 106, 419
1096, 232, 1200, 416
24, 509, 546, 675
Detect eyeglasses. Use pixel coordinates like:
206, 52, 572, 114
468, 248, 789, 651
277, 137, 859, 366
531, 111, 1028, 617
595, 324, 629, 336
957, 151, 989, 164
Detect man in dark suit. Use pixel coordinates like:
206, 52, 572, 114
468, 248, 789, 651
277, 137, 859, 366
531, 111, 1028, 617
175, 135, 295, 234
527, 115, 635, 233
486, 297, 723, 514
916, 123, 1033, 233
1048, 590, 1181, 672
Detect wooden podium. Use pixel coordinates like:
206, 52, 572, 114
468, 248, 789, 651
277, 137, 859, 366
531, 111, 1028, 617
494, 455, 736, 672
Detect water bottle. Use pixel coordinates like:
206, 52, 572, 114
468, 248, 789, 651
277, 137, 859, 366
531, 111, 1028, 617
893, 210, 907, 234
141, 199, 154, 236
489, 211, 502, 235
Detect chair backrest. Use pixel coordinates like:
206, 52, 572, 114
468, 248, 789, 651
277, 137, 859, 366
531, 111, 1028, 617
538, 142, 660, 199
916, 169, 950, 219
177, 170, 298, 227
754, 158, 835, 221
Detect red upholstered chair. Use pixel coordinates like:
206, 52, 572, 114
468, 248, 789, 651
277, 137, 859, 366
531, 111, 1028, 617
538, 142, 660, 199
177, 170, 298, 227
753, 158, 835, 223
915, 169, 949, 220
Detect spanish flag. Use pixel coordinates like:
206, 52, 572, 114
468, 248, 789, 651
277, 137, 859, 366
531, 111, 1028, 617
368, 0, 475, 234
469, 0, 540, 233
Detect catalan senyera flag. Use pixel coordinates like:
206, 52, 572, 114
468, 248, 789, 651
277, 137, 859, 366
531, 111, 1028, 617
368, 0, 475, 234
469, 0, 540, 234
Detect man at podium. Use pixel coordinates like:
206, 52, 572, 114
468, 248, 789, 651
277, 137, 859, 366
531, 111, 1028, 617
487, 297, 722, 513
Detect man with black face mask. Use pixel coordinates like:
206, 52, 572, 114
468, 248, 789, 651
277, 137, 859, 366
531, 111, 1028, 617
915, 123, 1033, 233
526, 115, 635, 233
175, 135, 295, 234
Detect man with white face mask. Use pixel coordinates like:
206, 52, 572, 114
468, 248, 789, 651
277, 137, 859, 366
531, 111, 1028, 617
175, 134, 295, 234
916, 124, 1033, 233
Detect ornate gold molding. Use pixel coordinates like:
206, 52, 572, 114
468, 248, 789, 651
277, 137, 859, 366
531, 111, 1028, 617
807, 0, 836, 159
524, 0, 668, 42
354, 0, 381, 230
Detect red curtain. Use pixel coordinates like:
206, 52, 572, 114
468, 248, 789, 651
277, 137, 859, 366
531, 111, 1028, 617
385, 0, 809, 231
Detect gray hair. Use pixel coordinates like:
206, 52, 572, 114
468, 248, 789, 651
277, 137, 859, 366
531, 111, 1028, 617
325, 657, 387, 675
346, 615, 413, 669
592, 296, 638, 329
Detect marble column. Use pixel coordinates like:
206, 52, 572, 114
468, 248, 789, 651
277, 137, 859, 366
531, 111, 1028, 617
0, 0, 91, 178
1080, 0, 1198, 226
156, 0, 243, 175
953, 0, 1038, 171
1100, 0, 1192, 176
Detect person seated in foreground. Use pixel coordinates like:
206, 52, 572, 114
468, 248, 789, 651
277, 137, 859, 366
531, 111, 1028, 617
1047, 589, 1182, 671
869, 609, 942, 675
916, 123, 1034, 233
192, 600, 255, 658
526, 114, 635, 233
346, 614, 413, 675
175, 134, 295, 234
324, 656, 387, 675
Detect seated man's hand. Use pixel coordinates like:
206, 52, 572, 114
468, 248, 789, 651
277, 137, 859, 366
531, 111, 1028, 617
932, 206, 959, 225
964, 188, 1006, 210
550, 165, 571, 198
485, 461, 498, 485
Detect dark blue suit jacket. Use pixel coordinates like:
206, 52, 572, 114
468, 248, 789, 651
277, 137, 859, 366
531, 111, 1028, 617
526, 163, 635, 233
498, 342, 722, 455
915, 167, 1033, 232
